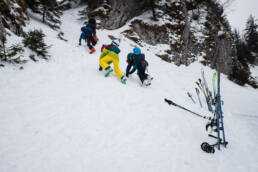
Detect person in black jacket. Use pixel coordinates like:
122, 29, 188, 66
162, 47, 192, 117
126, 47, 153, 86
79, 18, 98, 54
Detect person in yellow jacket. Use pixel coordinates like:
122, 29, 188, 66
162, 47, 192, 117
99, 41, 127, 84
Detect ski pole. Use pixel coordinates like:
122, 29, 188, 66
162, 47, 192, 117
164, 98, 211, 120
196, 81, 211, 111
199, 78, 213, 112
187, 92, 196, 104
195, 88, 202, 108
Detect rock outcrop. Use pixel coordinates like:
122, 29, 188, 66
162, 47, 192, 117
86, 0, 235, 74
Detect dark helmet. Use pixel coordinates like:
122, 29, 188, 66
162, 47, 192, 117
88, 18, 96, 25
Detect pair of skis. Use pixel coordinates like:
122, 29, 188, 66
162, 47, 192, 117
202, 69, 227, 153
165, 68, 228, 154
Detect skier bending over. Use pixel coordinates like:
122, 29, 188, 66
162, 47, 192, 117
79, 18, 98, 54
99, 40, 127, 84
126, 47, 153, 86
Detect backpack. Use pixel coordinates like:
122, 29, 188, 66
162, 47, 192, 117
101, 44, 106, 52
101, 44, 112, 52
81, 26, 93, 35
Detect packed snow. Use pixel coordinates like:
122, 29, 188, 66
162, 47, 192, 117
0, 6, 258, 172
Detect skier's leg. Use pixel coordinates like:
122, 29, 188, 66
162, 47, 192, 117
92, 36, 97, 46
99, 55, 113, 70
137, 70, 146, 83
86, 35, 93, 50
113, 58, 124, 79
79, 32, 85, 45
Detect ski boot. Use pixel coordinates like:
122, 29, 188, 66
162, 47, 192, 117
90, 47, 95, 54
104, 67, 113, 77
121, 76, 127, 84
143, 79, 151, 87
147, 75, 153, 81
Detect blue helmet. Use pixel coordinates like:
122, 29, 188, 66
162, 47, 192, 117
133, 47, 141, 54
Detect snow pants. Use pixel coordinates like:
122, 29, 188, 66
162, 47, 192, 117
137, 65, 148, 83
99, 55, 124, 79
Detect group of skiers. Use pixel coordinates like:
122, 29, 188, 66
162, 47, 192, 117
78, 18, 152, 86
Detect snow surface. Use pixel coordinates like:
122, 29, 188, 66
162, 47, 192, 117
1, 6, 258, 172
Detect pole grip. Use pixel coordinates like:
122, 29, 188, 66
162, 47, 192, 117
164, 98, 172, 105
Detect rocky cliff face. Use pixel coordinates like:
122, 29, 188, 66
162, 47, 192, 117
86, 0, 148, 29
127, 0, 234, 74
2, 0, 236, 75
86, 0, 235, 75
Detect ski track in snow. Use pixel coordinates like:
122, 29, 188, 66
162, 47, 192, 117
0, 7, 258, 172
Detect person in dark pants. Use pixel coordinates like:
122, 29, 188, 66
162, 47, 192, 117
79, 18, 98, 54
126, 47, 152, 86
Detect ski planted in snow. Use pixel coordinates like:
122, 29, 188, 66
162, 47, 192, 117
212, 73, 217, 104
201, 69, 228, 153
216, 69, 227, 147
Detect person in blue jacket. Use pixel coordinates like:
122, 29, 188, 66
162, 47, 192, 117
126, 47, 153, 86
79, 18, 98, 54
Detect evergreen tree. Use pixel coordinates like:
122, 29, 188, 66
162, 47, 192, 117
229, 29, 257, 88
145, 0, 158, 21
25, 0, 63, 29
23, 29, 51, 60
1, 12, 25, 64
244, 15, 258, 64
229, 58, 251, 86
233, 29, 249, 66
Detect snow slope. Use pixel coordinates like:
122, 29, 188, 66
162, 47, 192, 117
1, 7, 258, 172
